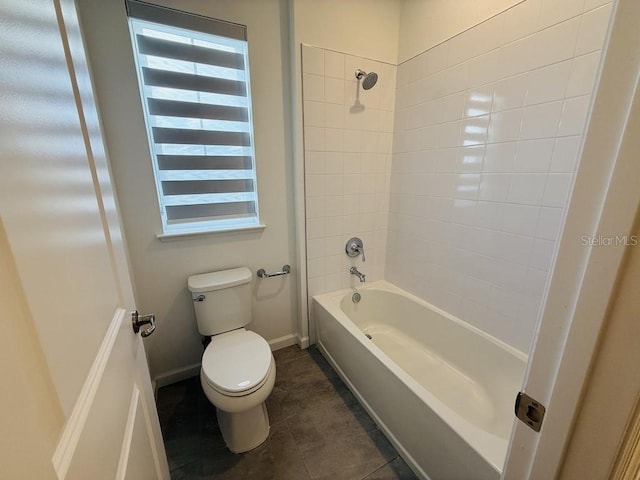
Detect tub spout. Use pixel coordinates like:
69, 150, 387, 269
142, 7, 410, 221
349, 266, 366, 283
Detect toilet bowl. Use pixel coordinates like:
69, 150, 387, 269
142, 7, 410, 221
199, 329, 276, 453
187, 267, 276, 454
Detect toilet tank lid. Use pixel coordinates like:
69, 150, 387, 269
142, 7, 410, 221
188, 267, 252, 293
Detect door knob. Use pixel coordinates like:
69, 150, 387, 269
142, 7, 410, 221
131, 310, 156, 337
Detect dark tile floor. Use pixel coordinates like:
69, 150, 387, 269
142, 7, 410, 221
157, 345, 418, 480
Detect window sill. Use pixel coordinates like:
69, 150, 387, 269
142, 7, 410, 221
156, 224, 266, 241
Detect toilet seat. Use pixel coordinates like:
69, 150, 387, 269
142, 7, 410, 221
201, 329, 273, 397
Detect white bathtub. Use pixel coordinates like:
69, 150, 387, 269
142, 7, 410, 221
313, 281, 527, 480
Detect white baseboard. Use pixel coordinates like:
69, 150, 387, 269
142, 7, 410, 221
153, 363, 201, 394
268, 333, 298, 351
297, 335, 310, 349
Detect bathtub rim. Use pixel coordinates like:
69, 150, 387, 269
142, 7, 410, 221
316, 280, 528, 363
313, 280, 528, 473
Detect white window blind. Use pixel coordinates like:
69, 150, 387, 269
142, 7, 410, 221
126, 1, 259, 234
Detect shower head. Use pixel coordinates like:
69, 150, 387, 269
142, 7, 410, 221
355, 69, 378, 90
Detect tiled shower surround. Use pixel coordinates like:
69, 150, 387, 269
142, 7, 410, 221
302, 47, 396, 300
303, 0, 613, 353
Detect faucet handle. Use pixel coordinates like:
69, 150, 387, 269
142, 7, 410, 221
345, 237, 365, 262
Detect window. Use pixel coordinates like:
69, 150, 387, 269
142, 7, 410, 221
126, 0, 260, 235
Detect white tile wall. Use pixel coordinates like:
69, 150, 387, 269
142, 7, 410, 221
302, 46, 396, 302
388, 1, 613, 353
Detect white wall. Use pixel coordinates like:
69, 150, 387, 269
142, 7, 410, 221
398, 0, 522, 62
77, 0, 299, 380
302, 46, 396, 301
388, 0, 614, 352
293, 0, 401, 64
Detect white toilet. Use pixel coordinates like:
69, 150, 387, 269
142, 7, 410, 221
187, 267, 276, 453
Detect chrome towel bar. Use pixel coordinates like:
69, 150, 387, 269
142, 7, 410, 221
257, 264, 291, 278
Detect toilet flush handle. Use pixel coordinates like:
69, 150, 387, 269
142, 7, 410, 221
193, 294, 205, 302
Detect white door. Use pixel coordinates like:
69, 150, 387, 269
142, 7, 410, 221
0, 0, 170, 478
502, 0, 640, 477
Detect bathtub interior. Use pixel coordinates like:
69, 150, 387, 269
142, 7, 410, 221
339, 286, 527, 441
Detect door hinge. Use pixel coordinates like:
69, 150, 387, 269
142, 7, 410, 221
515, 392, 546, 432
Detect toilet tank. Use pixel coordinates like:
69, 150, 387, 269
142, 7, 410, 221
187, 267, 252, 336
